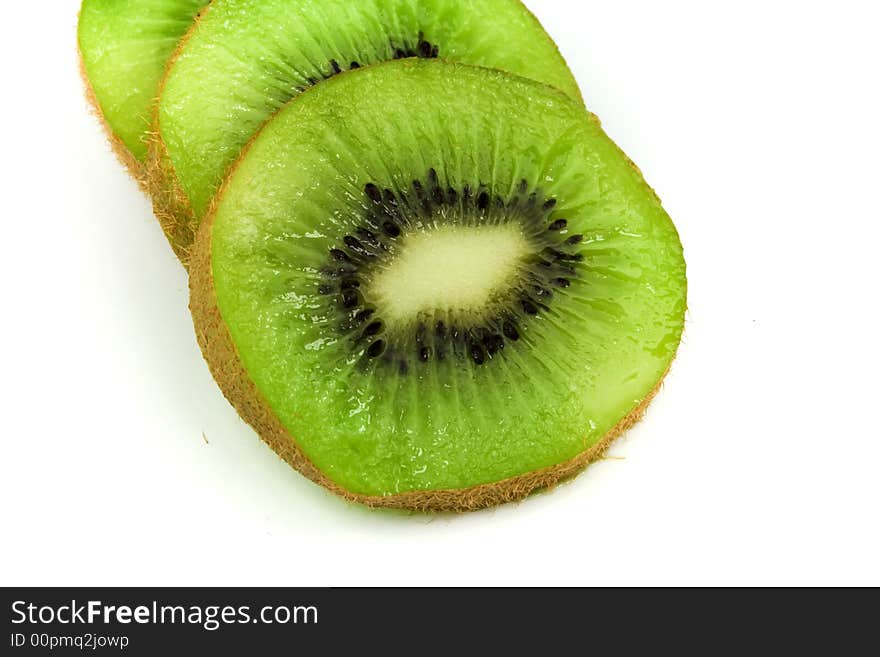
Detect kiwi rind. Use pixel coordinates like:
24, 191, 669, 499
78, 50, 148, 187
147, 0, 583, 266
188, 61, 683, 512
145, 3, 210, 262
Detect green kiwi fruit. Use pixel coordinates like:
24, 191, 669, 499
189, 60, 687, 512
77, 0, 207, 180
149, 0, 582, 262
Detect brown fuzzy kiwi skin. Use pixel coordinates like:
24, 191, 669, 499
78, 43, 148, 189
189, 172, 671, 514
145, 4, 213, 266
147, 0, 584, 267
147, 121, 199, 264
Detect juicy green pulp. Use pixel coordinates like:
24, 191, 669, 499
158, 0, 582, 219
209, 61, 687, 497
78, 0, 206, 162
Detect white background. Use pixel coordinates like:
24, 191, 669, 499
1, 0, 878, 586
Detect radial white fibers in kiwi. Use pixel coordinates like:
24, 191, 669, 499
152, 0, 582, 260
190, 60, 687, 511
78, 0, 207, 175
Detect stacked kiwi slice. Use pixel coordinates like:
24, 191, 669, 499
78, 0, 207, 180
79, 0, 687, 511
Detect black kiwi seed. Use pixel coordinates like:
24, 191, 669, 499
341, 289, 360, 309
412, 179, 425, 199
566, 234, 584, 245
302, 55, 376, 90
549, 219, 568, 231
363, 321, 383, 337
355, 227, 379, 245
343, 235, 372, 257
419, 347, 432, 363
554, 277, 571, 288
382, 190, 399, 218
428, 169, 444, 204
545, 247, 583, 262
337, 266, 358, 278
355, 309, 375, 323
362, 212, 382, 231
470, 343, 486, 366
330, 248, 351, 263
367, 340, 386, 358
521, 299, 539, 316
388, 35, 440, 61
382, 222, 401, 237
477, 191, 490, 211
484, 334, 505, 356
365, 182, 382, 204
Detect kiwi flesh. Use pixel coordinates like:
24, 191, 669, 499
78, 0, 207, 180
190, 60, 687, 511
150, 0, 582, 262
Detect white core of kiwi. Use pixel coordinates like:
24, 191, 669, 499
368, 222, 530, 325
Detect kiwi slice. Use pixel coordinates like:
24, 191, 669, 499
78, 0, 207, 178
190, 60, 687, 511
150, 0, 581, 261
